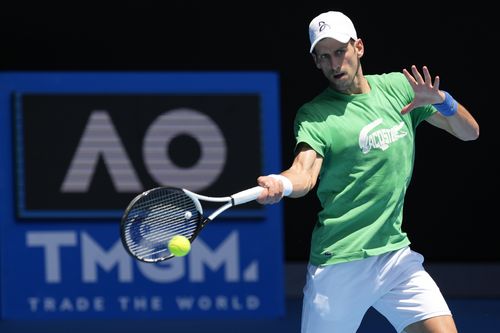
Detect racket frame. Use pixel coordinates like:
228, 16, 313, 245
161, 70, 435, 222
121, 186, 263, 263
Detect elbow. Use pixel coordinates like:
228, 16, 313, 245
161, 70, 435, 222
460, 133, 479, 142
471, 130, 480, 141
463, 125, 480, 141
453, 121, 480, 141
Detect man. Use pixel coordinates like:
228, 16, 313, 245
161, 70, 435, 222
257, 10, 479, 333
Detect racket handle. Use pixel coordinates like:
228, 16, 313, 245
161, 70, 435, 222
231, 186, 264, 205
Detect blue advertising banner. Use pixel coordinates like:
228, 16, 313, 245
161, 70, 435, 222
0, 72, 284, 319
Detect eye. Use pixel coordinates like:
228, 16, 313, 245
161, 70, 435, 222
335, 49, 346, 56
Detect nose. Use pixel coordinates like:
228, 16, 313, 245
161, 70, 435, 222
329, 58, 340, 72
330, 62, 341, 73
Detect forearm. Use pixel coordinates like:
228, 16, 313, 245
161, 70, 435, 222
257, 145, 322, 204
444, 103, 480, 141
429, 91, 480, 141
281, 168, 317, 198
430, 102, 480, 141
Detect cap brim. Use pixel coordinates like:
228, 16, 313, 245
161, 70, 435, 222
309, 33, 352, 53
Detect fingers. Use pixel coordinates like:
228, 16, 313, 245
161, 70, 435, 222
403, 65, 430, 87
422, 66, 432, 85
402, 65, 445, 113
401, 103, 412, 115
433, 75, 440, 90
406, 65, 439, 90
421, 66, 440, 91
256, 176, 284, 205
411, 65, 425, 85
402, 68, 417, 86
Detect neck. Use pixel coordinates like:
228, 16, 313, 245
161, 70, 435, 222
354, 73, 370, 94
351, 62, 370, 94
331, 62, 370, 95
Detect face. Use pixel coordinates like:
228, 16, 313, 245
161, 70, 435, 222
312, 38, 364, 94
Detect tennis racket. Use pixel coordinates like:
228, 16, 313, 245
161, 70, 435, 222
120, 186, 264, 263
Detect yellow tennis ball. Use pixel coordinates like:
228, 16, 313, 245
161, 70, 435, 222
168, 235, 191, 257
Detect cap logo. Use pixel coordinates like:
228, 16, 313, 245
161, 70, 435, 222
318, 21, 330, 32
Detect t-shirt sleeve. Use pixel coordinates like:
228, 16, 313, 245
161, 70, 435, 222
293, 105, 326, 157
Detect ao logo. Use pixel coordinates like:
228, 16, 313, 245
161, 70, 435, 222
61, 108, 226, 193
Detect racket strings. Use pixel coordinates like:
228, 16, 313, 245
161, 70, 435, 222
122, 188, 200, 262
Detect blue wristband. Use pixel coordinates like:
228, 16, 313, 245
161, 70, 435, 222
433, 91, 458, 116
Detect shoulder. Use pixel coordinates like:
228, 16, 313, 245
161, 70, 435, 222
368, 72, 413, 98
295, 102, 320, 124
367, 72, 408, 87
296, 89, 329, 119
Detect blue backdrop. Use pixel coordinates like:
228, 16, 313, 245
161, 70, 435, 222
0, 72, 285, 319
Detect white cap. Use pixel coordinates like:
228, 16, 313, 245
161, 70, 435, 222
308, 11, 357, 53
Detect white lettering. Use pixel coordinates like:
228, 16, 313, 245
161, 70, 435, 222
117, 296, 163, 311
59, 297, 74, 311
27, 296, 105, 312
190, 231, 239, 282
176, 296, 195, 310
143, 108, 226, 191
246, 295, 260, 310
28, 295, 259, 313
26, 230, 256, 283
26, 231, 77, 283
243, 260, 259, 282
176, 295, 260, 311
359, 119, 408, 154
61, 109, 229, 194
61, 110, 142, 193
231, 295, 243, 310
137, 259, 185, 282
81, 232, 132, 283
27, 297, 39, 312
198, 296, 212, 310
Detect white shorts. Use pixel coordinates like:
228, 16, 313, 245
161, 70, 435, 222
301, 247, 452, 333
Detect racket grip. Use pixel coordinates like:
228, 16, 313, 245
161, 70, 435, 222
231, 186, 264, 205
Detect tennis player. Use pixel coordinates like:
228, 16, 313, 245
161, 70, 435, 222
257, 10, 479, 333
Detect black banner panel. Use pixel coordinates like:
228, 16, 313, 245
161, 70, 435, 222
15, 94, 262, 218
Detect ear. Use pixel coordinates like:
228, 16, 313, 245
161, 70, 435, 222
311, 53, 321, 69
354, 39, 364, 58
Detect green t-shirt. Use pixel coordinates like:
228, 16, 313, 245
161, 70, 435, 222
294, 72, 436, 266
